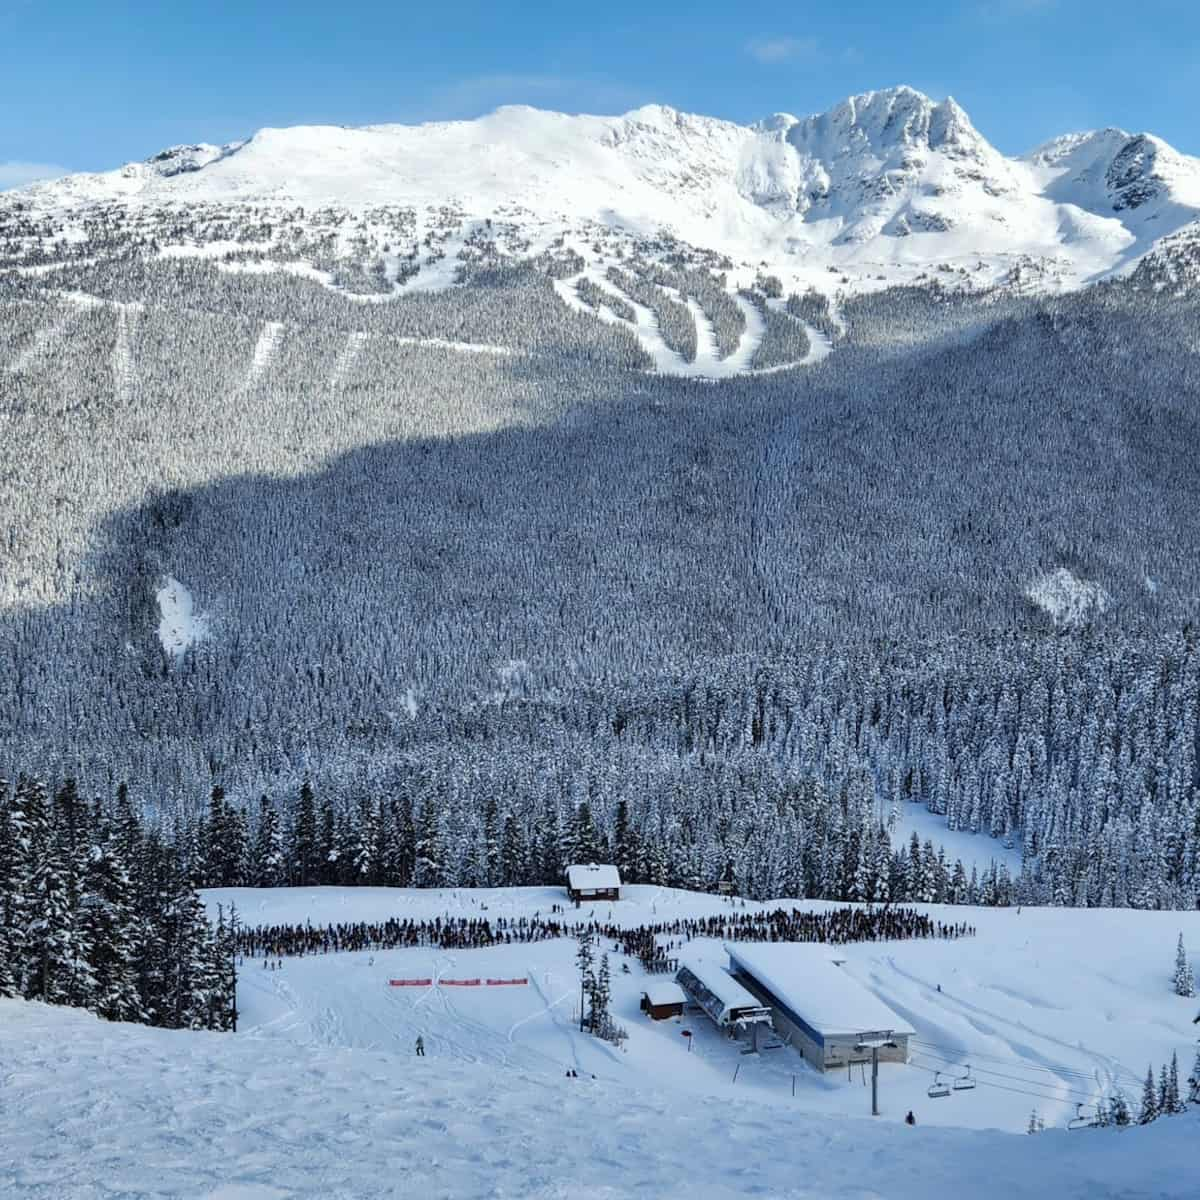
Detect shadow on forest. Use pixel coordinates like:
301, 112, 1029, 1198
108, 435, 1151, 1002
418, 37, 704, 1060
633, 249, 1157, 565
3, 284, 1200, 792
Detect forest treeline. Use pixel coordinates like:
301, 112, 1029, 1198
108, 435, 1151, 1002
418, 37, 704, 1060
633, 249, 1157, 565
2, 238, 1199, 916
0, 774, 236, 1031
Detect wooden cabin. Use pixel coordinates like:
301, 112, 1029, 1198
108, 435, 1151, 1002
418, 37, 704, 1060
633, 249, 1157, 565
640, 980, 687, 1020
566, 863, 621, 903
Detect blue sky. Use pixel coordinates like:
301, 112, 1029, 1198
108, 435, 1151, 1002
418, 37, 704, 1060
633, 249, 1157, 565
2, 0, 1196, 186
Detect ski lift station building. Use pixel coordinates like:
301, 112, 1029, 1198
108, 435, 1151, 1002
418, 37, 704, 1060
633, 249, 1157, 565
565, 863, 621, 903
675, 960, 775, 1050
725, 943, 915, 1073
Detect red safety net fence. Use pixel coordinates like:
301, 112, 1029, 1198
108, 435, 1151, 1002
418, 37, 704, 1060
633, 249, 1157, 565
388, 977, 529, 988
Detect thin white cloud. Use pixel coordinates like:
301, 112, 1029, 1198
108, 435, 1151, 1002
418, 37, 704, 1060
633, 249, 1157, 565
0, 161, 72, 191
745, 36, 820, 65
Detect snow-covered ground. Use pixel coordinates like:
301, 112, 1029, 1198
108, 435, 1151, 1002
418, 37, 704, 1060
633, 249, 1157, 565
155, 576, 209, 659
3, 994, 1197, 1200
886, 800, 1022, 874
5, 885, 1196, 1197
205, 886, 1200, 1137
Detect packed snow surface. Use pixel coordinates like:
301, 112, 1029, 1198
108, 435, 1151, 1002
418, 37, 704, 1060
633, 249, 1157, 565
4, 996, 1197, 1199
203, 886, 1200, 1139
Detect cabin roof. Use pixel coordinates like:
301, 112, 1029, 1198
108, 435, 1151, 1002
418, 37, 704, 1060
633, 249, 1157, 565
725, 943, 915, 1038
566, 863, 621, 890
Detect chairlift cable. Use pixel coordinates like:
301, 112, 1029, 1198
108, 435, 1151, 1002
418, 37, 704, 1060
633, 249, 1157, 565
912, 1050, 1098, 1101
909, 1057, 1096, 1105
910, 1038, 1139, 1083
909, 1059, 1093, 1107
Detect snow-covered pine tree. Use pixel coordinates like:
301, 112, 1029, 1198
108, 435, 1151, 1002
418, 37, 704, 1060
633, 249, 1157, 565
594, 953, 612, 1034
569, 801, 603, 867
1172, 933, 1195, 997
291, 779, 319, 886
250, 795, 284, 888
318, 796, 339, 886
1139, 1065, 1159, 1124
575, 930, 594, 1032
1187, 1044, 1200, 1106
613, 799, 639, 883
0, 777, 17, 998
1105, 1089, 1132, 1127
82, 834, 146, 1024
413, 799, 444, 888
500, 813, 527, 887
24, 838, 84, 1005
1165, 1052, 1183, 1115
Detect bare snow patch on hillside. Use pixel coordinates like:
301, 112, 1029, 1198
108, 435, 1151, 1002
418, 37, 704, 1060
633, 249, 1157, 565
245, 320, 285, 387
556, 268, 823, 378
329, 331, 368, 387
1025, 567, 1111, 627
157, 576, 209, 658
110, 303, 140, 404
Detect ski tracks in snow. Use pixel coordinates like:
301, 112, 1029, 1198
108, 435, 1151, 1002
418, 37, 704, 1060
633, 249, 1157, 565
876, 956, 1137, 1109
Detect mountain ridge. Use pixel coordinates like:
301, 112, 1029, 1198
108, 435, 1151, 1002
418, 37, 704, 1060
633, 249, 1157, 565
7, 85, 1200, 301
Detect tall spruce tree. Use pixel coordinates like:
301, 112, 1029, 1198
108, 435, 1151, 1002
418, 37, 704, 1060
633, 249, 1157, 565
250, 795, 284, 888
82, 834, 146, 1023
1139, 1065, 1160, 1124
291, 779, 319, 886
0, 778, 18, 998
1172, 933, 1195, 997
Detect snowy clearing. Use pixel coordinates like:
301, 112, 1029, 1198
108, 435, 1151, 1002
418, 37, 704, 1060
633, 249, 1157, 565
204, 885, 1200, 1137
244, 320, 286, 388
110, 302, 139, 404
156, 575, 209, 658
3, 997, 1196, 1200
328, 330, 368, 388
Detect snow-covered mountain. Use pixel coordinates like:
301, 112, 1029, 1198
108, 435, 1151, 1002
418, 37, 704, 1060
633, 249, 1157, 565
6, 85, 1200, 299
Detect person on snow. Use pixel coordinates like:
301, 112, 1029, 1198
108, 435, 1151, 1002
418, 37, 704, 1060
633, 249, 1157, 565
904, 1111, 916, 1126
415, 1036, 425, 1057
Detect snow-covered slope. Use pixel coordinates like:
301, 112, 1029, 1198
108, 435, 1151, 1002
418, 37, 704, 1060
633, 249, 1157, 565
204, 886, 1200, 1137
5, 997, 1197, 1200
4, 87, 1199, 379
7, 884, 1200, 1198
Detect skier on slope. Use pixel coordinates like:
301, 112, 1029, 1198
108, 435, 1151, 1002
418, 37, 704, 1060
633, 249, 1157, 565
415, 1036, 425, 1057
905, 1111, 916, 1126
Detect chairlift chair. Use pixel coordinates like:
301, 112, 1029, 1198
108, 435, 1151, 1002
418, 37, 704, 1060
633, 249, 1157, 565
952, 1067, 976, 1091
1067, 1103, 1098, 1130
927, 1072, 952, 1099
